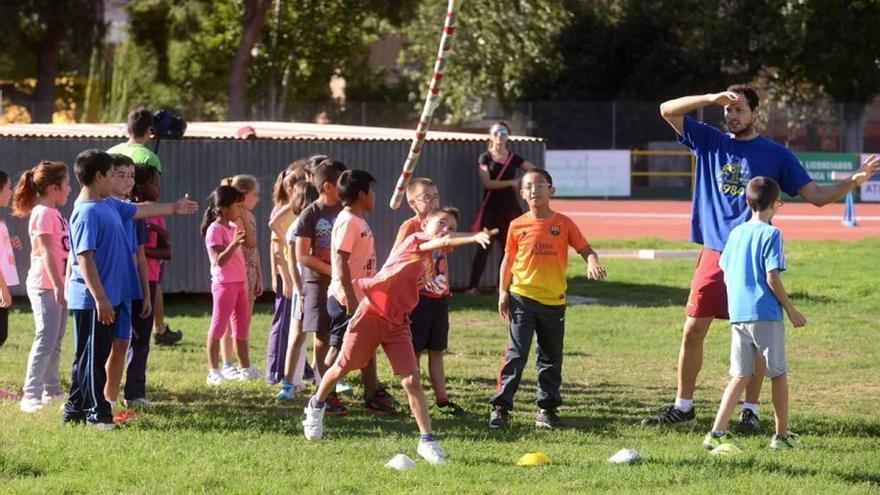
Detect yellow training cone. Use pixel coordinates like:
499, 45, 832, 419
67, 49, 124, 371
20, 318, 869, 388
710, 443, 743, 457
517, 452, 550, 467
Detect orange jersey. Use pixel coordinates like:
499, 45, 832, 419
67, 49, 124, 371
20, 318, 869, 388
505, 212, 588, 306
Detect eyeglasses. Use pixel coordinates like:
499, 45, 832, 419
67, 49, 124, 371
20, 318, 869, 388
521, 183, 551, 192
414, 194, 440, 203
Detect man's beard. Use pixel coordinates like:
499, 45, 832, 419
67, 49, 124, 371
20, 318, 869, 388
728, 120, 755, 138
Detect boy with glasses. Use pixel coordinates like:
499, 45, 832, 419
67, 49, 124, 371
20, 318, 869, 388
490, 169, 607, 429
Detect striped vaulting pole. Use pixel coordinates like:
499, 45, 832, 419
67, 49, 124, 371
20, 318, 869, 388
389, 0, 462, 209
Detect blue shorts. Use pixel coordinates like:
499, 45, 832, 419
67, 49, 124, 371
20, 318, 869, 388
113, 300, 132, 340
327, 295, 352, 349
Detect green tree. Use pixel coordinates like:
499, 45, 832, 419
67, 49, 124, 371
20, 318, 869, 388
777, 0, 880, 152
0, 0, 104, 122
397, 0, 570, 124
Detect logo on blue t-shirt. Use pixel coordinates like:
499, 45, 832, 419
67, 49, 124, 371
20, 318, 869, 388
717, 156, 749, 197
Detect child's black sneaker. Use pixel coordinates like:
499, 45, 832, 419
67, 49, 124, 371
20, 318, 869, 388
433, 400, 465, 417
489, 405, 510, 429
535, 408, 564, 429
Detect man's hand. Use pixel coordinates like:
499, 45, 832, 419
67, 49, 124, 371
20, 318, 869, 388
587, 260, 607, 280
498, 291, 510, 322
851, 154, 879, 186
787, 308, 807, 328
709, 91, 740, 106
173, 194, 198, 215
96, 296, 116, 325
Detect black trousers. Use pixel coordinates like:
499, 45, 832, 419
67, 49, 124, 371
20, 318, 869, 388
64, 307, 118, 424
0, 307, 7, 346
124, 282, 158, 401
490, 293, 566, 411
468, 205, 520, 289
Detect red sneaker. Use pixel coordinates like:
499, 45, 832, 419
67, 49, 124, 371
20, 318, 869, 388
113, 409, 139, 424
324, 393, 348, 417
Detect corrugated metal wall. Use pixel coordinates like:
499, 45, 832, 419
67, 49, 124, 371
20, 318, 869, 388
0, 137, 544, 295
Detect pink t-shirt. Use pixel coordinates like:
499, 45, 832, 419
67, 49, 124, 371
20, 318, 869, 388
359, 232, 432, 323
26, 205, 69, 290
0, 220, 19, 287
145, 217, 166, 282
205, 220, 246, 284
328, 209, 375, 307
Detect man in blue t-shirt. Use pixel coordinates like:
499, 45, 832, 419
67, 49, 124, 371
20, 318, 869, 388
64, 149, 197, 428
642, 85, 880, 429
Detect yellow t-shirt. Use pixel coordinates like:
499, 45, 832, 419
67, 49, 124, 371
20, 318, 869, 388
506, 212, 588, 306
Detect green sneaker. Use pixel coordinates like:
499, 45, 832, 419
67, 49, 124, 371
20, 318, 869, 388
703, 431, 741, 450
770, 432, 803, 450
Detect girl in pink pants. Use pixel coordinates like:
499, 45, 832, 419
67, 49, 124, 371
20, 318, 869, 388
201, 185, 255, 385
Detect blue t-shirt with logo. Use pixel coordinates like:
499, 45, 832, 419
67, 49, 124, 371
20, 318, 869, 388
719, 221, 786, 323
67, 197, 143, 309
679, 116, 812, 251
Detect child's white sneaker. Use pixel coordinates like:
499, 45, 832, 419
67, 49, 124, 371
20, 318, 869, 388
19, 396, 44, 413
417, 440, 448, 465
302, 402, 325, 440
206, 369, 225, 386
237, 367, 260, 381
41, 392, 66, 405
221, 364, 239, 380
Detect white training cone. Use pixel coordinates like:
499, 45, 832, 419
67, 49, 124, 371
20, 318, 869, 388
385, 453, 416, 470
608, 448, 642, 464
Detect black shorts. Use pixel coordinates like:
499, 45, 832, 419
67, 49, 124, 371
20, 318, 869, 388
410, 296, 450, 353
302, 278, 331, 334
327, 295, 352, 348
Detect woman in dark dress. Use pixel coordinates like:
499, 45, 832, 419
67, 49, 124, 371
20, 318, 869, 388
466, 121, 536, 293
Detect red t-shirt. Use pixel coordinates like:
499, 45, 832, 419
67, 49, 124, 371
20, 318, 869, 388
393, 216, 450, 298
359, 232, 432, 323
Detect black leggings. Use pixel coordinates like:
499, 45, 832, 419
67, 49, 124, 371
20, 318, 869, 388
0, 307, 7, 346
468, 206, 519, 290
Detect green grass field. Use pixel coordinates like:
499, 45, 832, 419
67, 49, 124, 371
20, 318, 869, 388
2, 239, 879, 494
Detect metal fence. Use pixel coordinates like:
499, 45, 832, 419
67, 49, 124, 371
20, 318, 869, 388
0, 136, 545, 296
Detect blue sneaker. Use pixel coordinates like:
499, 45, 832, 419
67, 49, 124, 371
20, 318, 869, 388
276, 382, 295, 401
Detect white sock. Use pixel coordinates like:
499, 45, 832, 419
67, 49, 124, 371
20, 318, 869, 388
674, 398, 693, 412
742, 402, 758, 414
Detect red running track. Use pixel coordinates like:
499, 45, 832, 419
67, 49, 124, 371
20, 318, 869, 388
552, 199, 880, 241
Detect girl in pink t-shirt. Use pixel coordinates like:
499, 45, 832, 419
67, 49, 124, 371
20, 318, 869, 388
201, 185, 254, 385
11, 161, 71, 413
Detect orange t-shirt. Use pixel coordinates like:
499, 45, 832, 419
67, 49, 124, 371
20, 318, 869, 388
506, 212, 588, 306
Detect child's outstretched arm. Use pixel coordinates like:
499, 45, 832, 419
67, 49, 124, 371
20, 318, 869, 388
578, 246, 607, 280
417, 228, 498, 253
767, 269, 806, 327
134, 195, 198, 219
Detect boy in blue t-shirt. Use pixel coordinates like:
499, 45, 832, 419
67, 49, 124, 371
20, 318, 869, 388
63, 149, 196, 428
704, 176, 806, 451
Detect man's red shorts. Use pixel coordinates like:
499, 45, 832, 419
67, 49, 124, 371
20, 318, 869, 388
685, 248, 729, 319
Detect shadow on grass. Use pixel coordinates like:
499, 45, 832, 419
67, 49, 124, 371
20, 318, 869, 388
655, 456, 880, 487
0, 454, 45, 478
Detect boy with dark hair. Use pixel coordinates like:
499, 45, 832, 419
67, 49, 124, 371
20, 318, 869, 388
490, 169, 607, 429
393, 177, 463, 415
705, 176, 806, 451
303, 207, 496, 465
64, 149, 196, 428
294, 158, 348, 414
325, 169, 395, 414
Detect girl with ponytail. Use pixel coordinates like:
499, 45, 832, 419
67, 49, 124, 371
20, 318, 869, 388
12, 161, 72, 413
